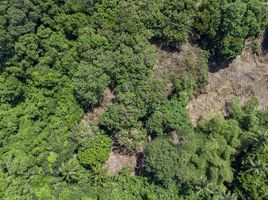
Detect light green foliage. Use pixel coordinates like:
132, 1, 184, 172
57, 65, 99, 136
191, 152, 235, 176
116, 128, 148, 153
147, 97, 192, 136
230, 97, 260, 131
145, 127, 235, 192
199, 115, 242, 148
78, 134, 112, 168
89, 164, 108, 184
91, 169, 181, 200
59, 156, 82, 183
145, 138, 188, 186
0, 0, 267, 199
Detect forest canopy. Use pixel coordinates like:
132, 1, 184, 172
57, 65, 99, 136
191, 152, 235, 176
0, 0, 268, 199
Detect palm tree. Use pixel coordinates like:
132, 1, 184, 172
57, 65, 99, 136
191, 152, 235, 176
195, 177, 214, 195
245, 159, 268, 176
59, 157, 81, 183
220, 191, 237, 200
249, 130, 268, 149
89, 164, 107, 185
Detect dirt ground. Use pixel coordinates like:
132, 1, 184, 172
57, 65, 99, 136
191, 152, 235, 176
105, 151, 137, 175
187, 42, 268, 125
82, 40, 268, 175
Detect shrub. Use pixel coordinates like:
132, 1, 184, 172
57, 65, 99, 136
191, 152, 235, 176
78, 134, 112, 168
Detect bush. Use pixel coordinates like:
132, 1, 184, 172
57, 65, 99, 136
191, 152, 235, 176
147, 97, 192, 136
115, 127, 148, 153
78, 134, 112, 168
235, 146, 268, 199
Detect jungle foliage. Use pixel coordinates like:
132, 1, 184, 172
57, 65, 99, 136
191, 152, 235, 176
0, 0, 268, 199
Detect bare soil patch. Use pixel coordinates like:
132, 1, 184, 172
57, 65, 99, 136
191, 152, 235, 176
105, 151, 137, 175
153, 44, 203, 78
187, 42, 268, 125
153, 44, 205, 95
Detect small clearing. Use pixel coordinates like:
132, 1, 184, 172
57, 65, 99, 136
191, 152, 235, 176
105, 151, 137, 175
153, 44, 205, 95
187, 41, 268, 125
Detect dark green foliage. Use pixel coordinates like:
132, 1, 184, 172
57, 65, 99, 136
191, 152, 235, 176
0, 0, 268, 199
73, 62, 110, 109
159, 0, 196, 46
194, 0, 222, 42
141, 0, 196, 46
194, 0, 268, 58
115, 127, 148, 153
145, 137, 189, 186
0, 75, 23, 104
100, 104, 145, 132
235, 145, 268, 199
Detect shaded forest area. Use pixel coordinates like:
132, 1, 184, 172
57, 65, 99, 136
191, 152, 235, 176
0, 0, 268, 199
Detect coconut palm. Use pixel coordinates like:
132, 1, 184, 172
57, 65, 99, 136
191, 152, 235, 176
59, 157, 81, 183
249, 130, 268, 149
195, 177, 214, 195
89, 164, 107, 185
245, 159, 268, 176
220, 191, 237, 200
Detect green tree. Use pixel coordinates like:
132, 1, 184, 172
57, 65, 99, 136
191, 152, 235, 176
73, 62, 110, 109
59, 156, 82, 183
78, 134, 112, 168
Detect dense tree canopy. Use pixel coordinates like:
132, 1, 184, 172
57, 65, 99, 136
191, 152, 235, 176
0, 0, 267, 199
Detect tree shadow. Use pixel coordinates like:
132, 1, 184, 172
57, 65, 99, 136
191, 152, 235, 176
135, 152, 145, 176
261, 30, 268, 53
149, 38, 181, 53
208, 55, 232, 73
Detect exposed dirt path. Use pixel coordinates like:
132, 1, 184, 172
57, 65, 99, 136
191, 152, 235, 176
79, 88, 137, 175
81, 88, 115, 125
187, 44, 268, 126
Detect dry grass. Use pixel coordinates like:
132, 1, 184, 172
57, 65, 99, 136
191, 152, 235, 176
187, 40, 268, 126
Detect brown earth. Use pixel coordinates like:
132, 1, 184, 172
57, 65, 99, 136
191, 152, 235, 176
153, 44, 205, 95
105, 151, 137, 176
187, 42, 268, 126
83, 40, 268, 175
